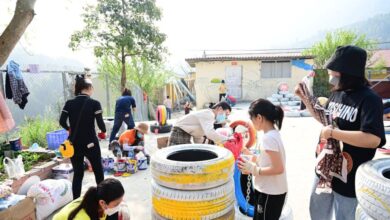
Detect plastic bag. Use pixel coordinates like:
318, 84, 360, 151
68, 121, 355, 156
3, 155, 25, 179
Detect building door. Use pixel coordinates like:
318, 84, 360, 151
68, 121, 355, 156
225, 66, 242, 99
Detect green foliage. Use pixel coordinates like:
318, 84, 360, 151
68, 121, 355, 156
69, 0, 167, 89
313, 69, 332, 98
303, 30, 376, 68
99, 56, 173, 104
19, 117, 61, 148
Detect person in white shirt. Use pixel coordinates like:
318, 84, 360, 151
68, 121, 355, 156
163, 96, 173, 119
238, 98, 287, 220
168, 101, 231, 146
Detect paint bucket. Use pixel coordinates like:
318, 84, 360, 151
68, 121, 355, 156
10, 138, 22, 151
126, 159, 138, 174
138, 157, 148, 170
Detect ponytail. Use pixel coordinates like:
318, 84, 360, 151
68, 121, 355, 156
248, 98, 284, 130
74, 75, 93, 96
274, 105, 284, 130
68, 187, 99, 220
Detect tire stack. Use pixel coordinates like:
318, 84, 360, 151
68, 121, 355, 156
151, 144, 236, 219
266, 91, 302, 117
355, 159, 390, 220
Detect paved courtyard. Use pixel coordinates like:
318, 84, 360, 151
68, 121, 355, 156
50, 103, 390, 220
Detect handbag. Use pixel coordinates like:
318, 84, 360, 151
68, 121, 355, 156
60, 98, 89, 158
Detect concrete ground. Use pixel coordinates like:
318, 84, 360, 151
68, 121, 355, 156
48, 103, 390, 220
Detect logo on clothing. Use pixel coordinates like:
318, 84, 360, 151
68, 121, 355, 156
327, 102, 358, 122
257, 204, 264, 214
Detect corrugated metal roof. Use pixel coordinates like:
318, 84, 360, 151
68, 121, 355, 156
185, 52, 314, 67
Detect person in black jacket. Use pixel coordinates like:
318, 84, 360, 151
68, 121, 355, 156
60, 75, 107, 199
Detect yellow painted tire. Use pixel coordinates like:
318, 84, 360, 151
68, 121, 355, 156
151, 144, 235, 190
356, 159, 390, 220
152, 208, 235, 220
152, 180, 235, 220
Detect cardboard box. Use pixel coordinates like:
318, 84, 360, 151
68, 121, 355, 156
0, 197, 36, 220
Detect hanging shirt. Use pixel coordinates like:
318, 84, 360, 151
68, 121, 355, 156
326, 86, 386, 197
5, 60, 29, 109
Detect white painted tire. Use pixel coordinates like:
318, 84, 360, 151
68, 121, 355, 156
300, 110, 312, 117
267, 97, 278, 102
284, 111, 301, 117
356, 159, 390, 220
356, 205, 375, 220
152, 180, 235, 219
151, 144, 235, 190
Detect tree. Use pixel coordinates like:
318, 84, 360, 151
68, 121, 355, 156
69, 0, 167, 91
0, 0, 37, 67
98, 56, 173, 103
303, 30, 376, 68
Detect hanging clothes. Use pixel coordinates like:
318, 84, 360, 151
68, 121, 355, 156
5, 60, 29, 109
0, 92, 15, 133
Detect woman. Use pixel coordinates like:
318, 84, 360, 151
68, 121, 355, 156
301, 46, 386, 220
109, 88, 137, 143
60, 75, 106, 199
218, 80, 227, 101
169, 101, 231, 146
238, 98, 287, 220
53, 178, 126, 220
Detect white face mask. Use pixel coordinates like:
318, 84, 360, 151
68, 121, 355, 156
329, 75, 340, 86
104, 204, 121, 216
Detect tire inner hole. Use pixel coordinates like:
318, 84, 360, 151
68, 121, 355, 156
167, 149, 217, 162
383, 169, 390, 179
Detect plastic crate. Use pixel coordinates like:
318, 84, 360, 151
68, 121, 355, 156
46, 129, 68, 150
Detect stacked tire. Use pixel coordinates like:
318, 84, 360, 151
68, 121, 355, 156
151, 144, 236, 219
355, 159, 390, 220
266, 91, 302, 117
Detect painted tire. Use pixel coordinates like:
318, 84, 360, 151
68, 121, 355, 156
151, 144, 234, 190
356, 205, 375, 220
234, 163, 255, 217
152, 180, 235, 219
229, 120, 256, 148
356, 159, 390, 220
150, 124, 172, 134
152, 207, 235, 220
156, 105, 167, 125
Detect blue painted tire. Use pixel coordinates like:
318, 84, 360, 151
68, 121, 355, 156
234, 163, 254, 217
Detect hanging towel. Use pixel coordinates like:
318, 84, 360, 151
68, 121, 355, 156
0, 92, 15, 133
5, 60, 29, 109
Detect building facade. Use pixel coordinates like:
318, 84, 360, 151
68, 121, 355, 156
186, 53, 314, 109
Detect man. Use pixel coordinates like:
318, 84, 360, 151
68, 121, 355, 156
164, 95, 172, 120
168, 101, 232, 146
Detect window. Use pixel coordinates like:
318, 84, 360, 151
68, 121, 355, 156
261, 61, 291, 78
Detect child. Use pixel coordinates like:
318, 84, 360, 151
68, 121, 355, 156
238, 98, 287, 220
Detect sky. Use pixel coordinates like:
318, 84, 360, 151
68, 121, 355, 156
1, 0, 389, 73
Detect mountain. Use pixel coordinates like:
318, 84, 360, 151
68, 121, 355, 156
296, 13, 390, 49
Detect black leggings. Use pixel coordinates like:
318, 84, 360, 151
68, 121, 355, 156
71, 146, 104, 199
219, 93, 226, 101
253, 190, 286, 220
